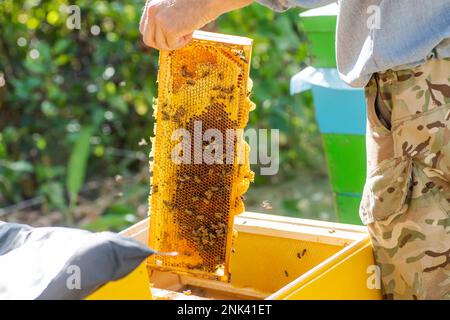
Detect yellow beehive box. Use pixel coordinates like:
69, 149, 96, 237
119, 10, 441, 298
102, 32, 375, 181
88, 213, 382, 300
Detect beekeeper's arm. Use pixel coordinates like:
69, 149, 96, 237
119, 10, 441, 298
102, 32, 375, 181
139, 0, 335, 50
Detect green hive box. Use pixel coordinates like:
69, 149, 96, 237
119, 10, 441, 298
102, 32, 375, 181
321, 133, 366, 194
335, 193, 363, 225
322, 133, 366, 225
300, 3, 337, 68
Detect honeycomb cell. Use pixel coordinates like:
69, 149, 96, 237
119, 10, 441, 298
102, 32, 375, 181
147, 31, 254, 281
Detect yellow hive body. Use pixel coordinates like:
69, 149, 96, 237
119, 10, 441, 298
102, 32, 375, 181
147, 31, 255, 281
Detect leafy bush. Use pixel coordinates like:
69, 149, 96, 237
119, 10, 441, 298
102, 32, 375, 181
0, 0, 325, 221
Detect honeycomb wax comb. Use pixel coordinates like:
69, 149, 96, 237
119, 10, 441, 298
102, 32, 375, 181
147, 31, 255, 281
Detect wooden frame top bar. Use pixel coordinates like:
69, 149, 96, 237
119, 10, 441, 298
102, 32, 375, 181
193, 30, 253, 46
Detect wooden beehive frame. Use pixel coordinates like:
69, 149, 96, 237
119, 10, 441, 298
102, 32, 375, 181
147, 31, 254, 281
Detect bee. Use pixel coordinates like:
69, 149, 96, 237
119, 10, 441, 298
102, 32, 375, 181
181, 65, 194, 78
161, 110, 170, 121
222, 85, 235, 94
181, 65, 188, 77
152, 185, 159, 194
202, 198, 210, 204
261, 200, 272, 210
196, 215, 205, 221
171, 114, 181, 123
184, 251, 192, 257
138, 138, 147, 147
205, 190, 213, 199
218, 72, 224, 81
194, 175, 202, 183
176, 106, 186, 117
240, 56, 248, 64
214, 212, 222, 219
202, 71, 210, 78
192, 196, 199, 202
186, 79, 196, 85
215, 228, 222, 234
184, 209, 193, 215
163, 200, 175, 209
284, 270, 289, 277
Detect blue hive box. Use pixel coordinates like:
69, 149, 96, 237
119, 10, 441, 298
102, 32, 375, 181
291, 67, 367, 224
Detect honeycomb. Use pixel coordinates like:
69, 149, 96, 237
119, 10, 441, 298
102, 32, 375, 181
147, 31, 255, 281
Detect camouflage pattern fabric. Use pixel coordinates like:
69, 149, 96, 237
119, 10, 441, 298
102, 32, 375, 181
360, 58, 450, 300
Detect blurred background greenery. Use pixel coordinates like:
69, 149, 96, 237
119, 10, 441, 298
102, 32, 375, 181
0, 0, 334, 231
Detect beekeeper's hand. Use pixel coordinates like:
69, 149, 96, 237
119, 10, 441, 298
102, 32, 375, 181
140, 0, 253, 51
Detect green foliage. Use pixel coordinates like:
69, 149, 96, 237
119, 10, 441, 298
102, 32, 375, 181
82, 203, 138, 232
0, 0, 157, 210
67, 126, 92, 200
0, 1, 326, 226
66, 125, 92, 223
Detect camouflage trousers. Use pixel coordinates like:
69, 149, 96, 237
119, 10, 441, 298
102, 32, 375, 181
360, 58, 450, 300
